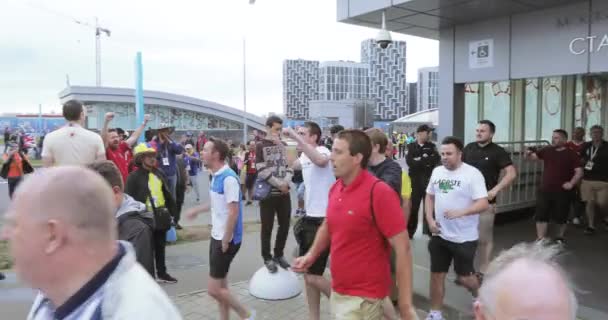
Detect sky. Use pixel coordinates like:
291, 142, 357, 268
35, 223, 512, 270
0, 0, 438, 116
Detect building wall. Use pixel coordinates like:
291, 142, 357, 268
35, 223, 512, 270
283, 59, 319, 119
408, 82, 418, 114
361, 39, 408, 120
417, 67, 439, 111
309, 100, 355, 129
319, 61, 369, 101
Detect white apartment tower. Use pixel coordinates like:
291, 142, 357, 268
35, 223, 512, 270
283, 59, 319, 119
319, 61, 369, 101
361, 39, 408, 120
417, 67, 439, 111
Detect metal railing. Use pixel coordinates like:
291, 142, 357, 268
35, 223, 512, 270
494, 140, 551, 214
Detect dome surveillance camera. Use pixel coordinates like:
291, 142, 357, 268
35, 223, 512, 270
376, 29, 392, 49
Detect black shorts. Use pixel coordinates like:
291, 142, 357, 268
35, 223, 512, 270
209, 238, 241, 279
535, 191, 572, 224
295, 217, 329, 276
428, 236, 477, 276
245, 173, 257, 189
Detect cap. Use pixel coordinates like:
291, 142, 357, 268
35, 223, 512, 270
185, 144, 193, 149
133, 143, 157, 157
417, 124, 433, 133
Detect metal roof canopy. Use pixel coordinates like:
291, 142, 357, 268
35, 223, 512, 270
339, 0, 586, 39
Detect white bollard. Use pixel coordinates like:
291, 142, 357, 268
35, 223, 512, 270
248, 266, 302, 300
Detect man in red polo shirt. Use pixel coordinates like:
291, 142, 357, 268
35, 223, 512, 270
102, 112, 151, 183
293, 130, 417, 320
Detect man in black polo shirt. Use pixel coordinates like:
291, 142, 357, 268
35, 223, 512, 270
463, 120, 517, 278
580, 125, 608, 235
406, 124, 440, 239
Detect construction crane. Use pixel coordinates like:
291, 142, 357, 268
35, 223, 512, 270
74, 17, 111, 87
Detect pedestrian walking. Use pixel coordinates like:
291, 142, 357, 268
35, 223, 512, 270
526, 129, 583, 244
152, 124, 184, 199
424, 136, 490, 320
463, 120, 517, 278
126, 143, 179, 283
1, 166, 181, 319
293, 129, 417, 320
580, 125, 608, 235
1, 143, 34, 198
101, 112, 151, 183
243, 141, 257, 205
88, 160, 155, 276
175, 154, 190, 230
41, 100, 106, 167
185, 138, 255, 320
406, 125, 440, 239
184, 144, 202, 202
567, 126, 587, 226
255, 116, 294, 273
283, 122, 335, 320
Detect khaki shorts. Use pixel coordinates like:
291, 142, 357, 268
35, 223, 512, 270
478, 205, 496, 244
580, 180, 608, 206
330, 291, 383, 320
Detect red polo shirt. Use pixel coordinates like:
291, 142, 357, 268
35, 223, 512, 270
106, 141, 131, 183
326, 170, 407, 299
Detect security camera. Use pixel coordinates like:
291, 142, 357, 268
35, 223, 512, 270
376, 10, 392, 49
376, 29, 392, 49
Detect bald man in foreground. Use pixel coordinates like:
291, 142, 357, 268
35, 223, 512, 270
1, 166, 182, 320
474, 242, 577, 320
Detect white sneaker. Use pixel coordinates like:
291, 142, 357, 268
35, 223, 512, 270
572, 217, 581, 225
425, 311, 444, 320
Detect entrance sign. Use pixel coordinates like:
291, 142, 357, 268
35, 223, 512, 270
569, 34, 608, 55
469, 39, 494, 69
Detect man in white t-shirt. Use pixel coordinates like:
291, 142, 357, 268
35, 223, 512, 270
284, 122, 335, 320
41, 100, 105, 167
185, 137, 254, 320
424, 136, 489, 320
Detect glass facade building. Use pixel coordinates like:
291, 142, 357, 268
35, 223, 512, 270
318, 61, 369, 101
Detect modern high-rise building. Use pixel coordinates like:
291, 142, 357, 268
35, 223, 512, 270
319, 61, 369, 101
417, 67, 439, 111
361, 39, 408, 120
282, 59, 319, 119
408, 82, 418, 114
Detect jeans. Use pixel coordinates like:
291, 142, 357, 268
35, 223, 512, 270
260, 194, 291, 261
8, 177, 23, 199
153, 230, 168, 276
166, 175, 177, 200
190, 174, 200, 200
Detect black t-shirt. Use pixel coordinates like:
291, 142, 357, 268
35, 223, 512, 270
368, 158, 402, 198
581, 140, 608, 182
463, 142, 513, 193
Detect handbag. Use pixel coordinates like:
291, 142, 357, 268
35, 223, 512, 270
166, 225, 178, 243
147, 187, 172, 231
252, 177, 272, 201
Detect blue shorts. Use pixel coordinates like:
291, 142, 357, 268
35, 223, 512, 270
296, 182, 305, 202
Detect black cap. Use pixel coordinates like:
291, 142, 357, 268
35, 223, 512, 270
417, 124, 433, 133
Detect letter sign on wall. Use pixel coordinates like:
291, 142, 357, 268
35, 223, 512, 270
469, 39, 494, 69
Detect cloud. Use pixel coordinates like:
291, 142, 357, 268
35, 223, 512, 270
0, 0, 438, 116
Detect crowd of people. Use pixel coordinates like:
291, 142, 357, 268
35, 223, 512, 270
0, 98, 604, 320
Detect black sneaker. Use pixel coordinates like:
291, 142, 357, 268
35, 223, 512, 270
584, 227, 596, 235
274, 256, 290, 270
157, 273, 178, 284
0, 272, 5, 280
554, 238, 566, 246
246, 201, 252, 206
264, 259, 278, 274
175, 223, 183, 230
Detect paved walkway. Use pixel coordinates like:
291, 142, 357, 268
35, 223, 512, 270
173, 280, 433, 320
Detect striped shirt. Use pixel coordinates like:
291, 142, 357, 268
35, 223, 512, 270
27, 244, 126, 320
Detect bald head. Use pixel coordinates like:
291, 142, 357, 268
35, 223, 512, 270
13, 166, 117, 242
476, 242, 577, 320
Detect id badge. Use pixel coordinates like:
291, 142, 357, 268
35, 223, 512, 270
585, 161, 594, 171
162, 157, 169, 166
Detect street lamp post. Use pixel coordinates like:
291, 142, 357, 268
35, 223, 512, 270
242, 37, 248, 144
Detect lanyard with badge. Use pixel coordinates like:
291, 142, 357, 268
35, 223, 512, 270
585, 145, 600, 171
161, 143, 170, 166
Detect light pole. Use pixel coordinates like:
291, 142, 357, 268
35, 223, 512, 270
242, 1, 255, 144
